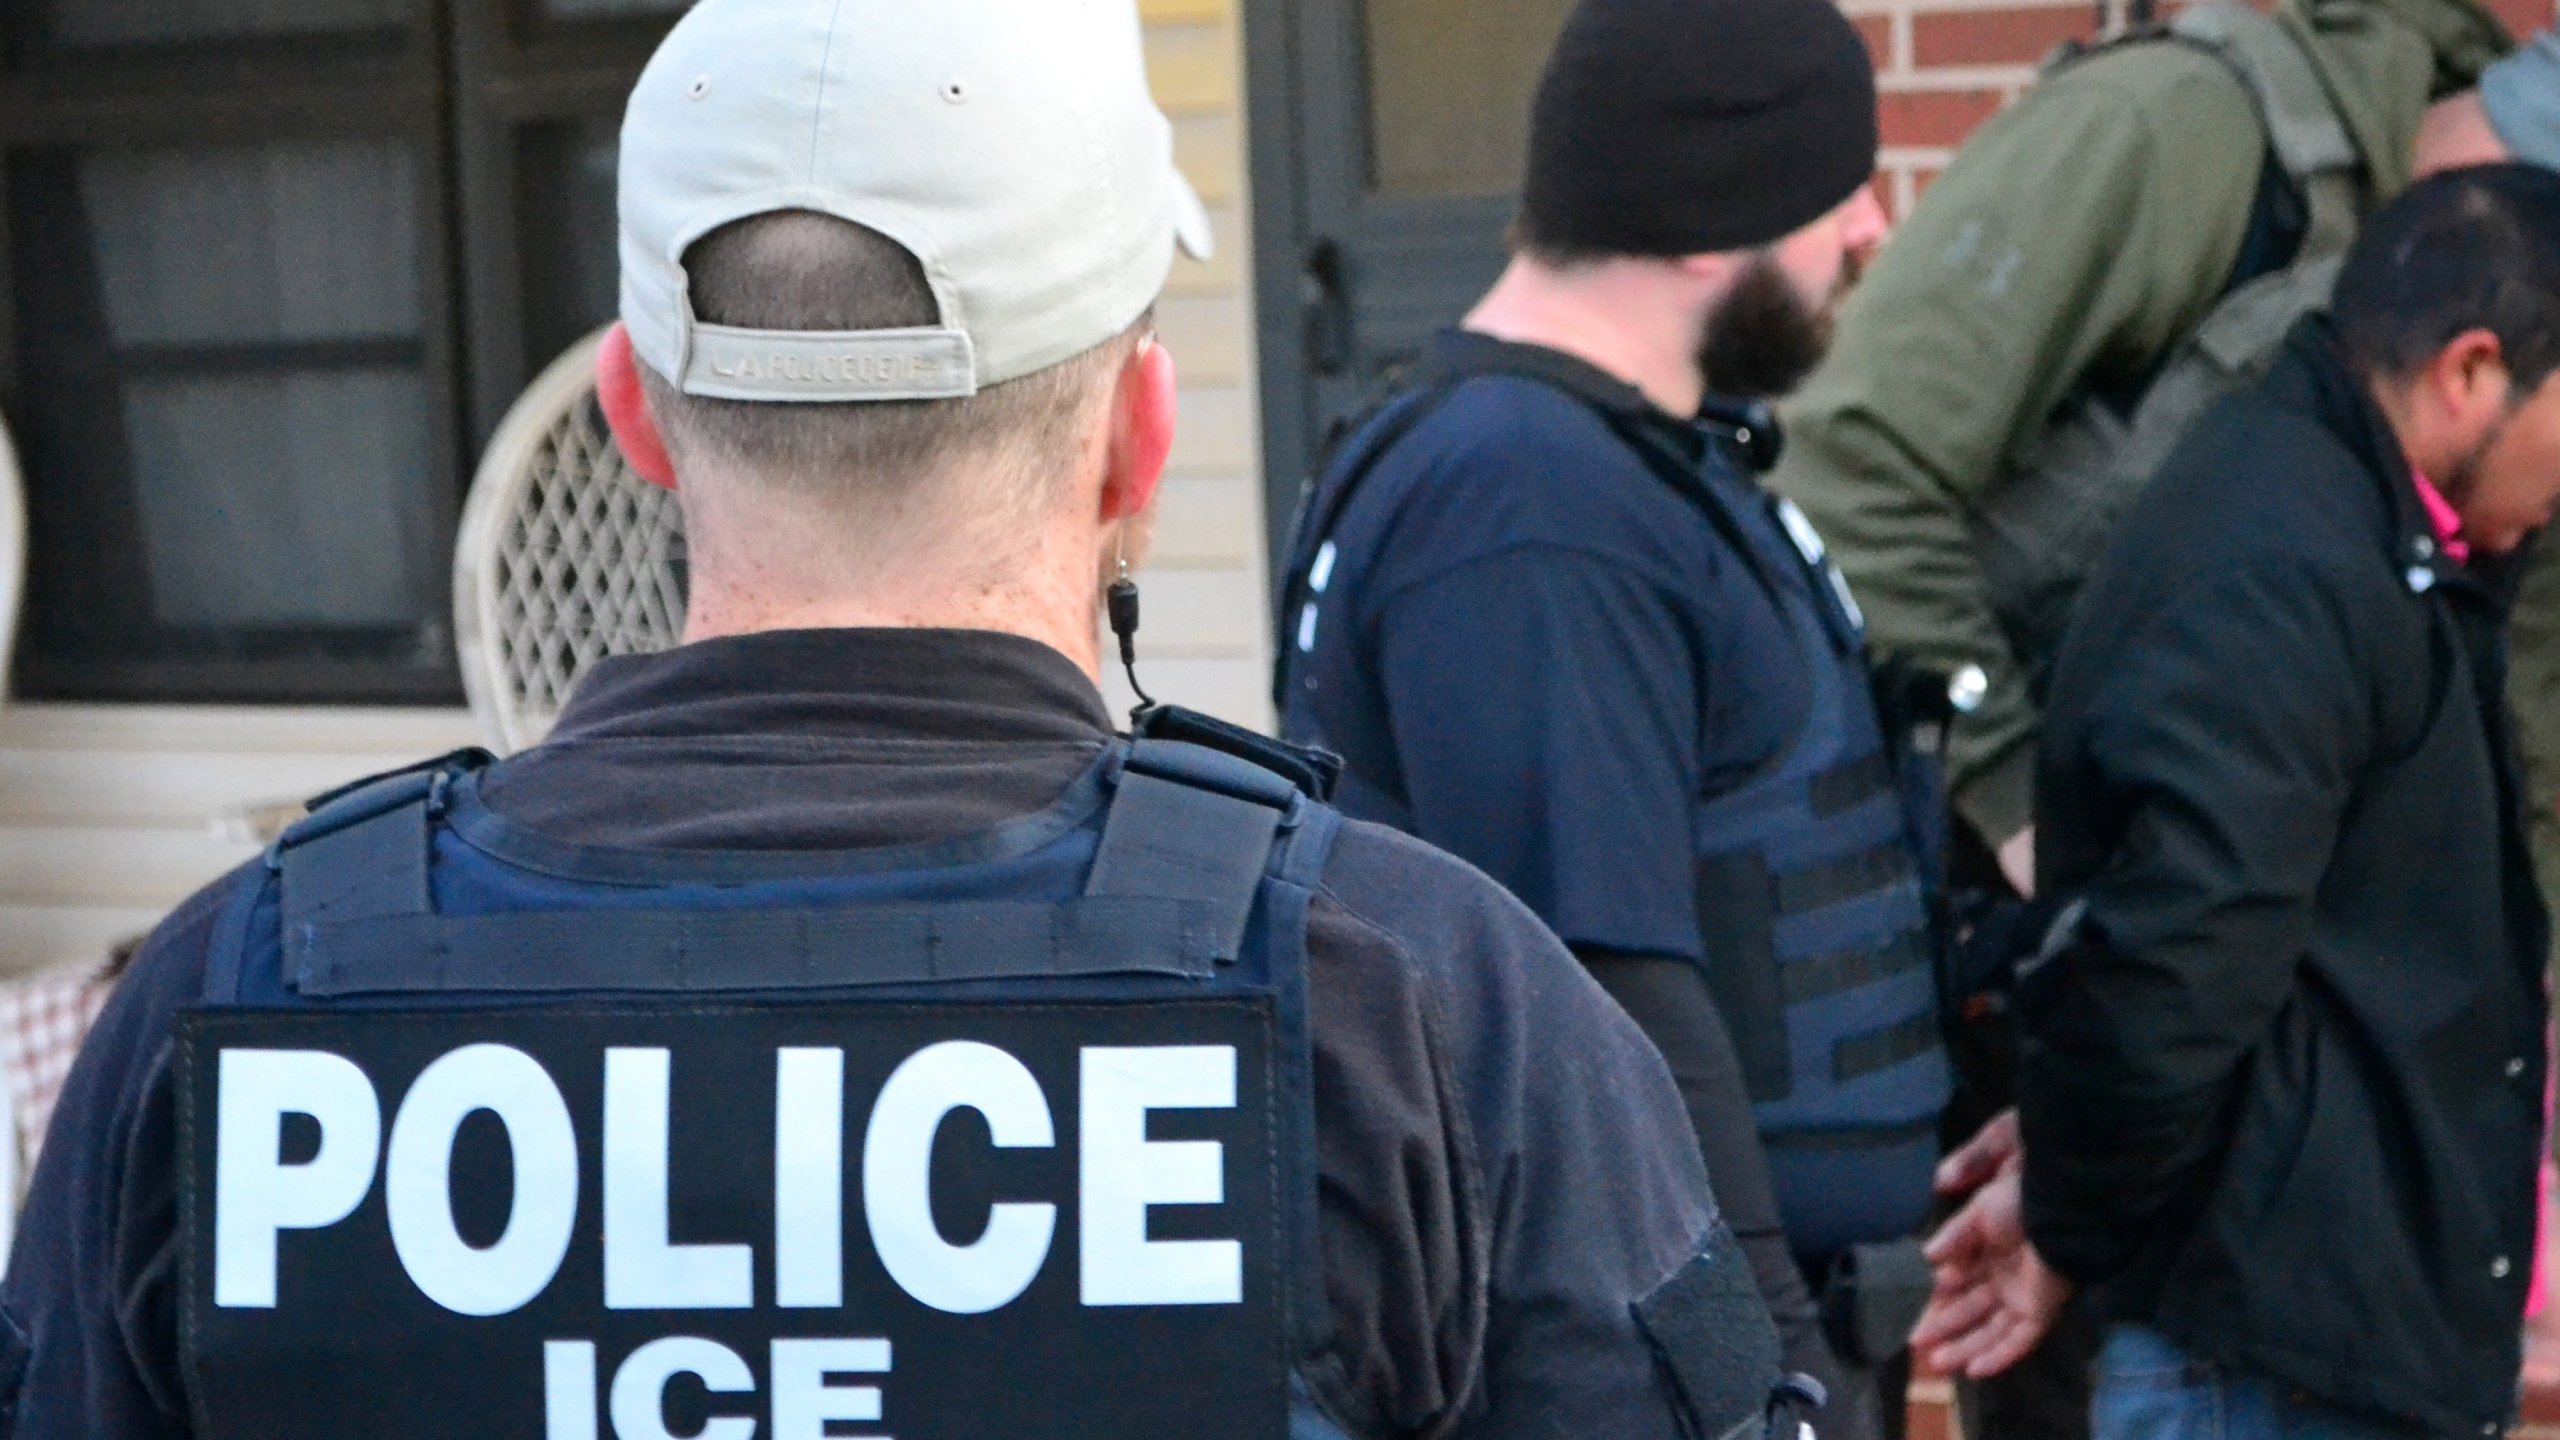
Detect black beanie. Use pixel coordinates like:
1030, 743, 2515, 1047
1519, 0, 1880, 258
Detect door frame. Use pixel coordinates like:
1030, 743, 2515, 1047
1240, 0, 1530, 584
1242, 0, 1316, 590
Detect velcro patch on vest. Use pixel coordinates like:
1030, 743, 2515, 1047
1631, 1229, 1782, 1440
1772, 843, 1917, 918
175, 1000, 1287, 1440
1832, 1013, 1942, 1085
1778, 929, 1932, 1007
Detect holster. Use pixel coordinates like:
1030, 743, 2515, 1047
1818, 1240, 1935, 1369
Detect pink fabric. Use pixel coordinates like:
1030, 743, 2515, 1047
2535, 1146, 2551, 1318
2413, 469, 2472, 564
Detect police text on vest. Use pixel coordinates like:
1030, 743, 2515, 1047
208, 1039, 1247, 1438
213, 1039, 1241, 1312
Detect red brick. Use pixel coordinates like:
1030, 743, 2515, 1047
1905, 1394, 1955, 1440
1905, 1372, 1956, 1440
2527, 1372, 2560, 1430
1855, 13, 1895, 71
1877, 88, 2006, 149
1912, 5, 2096, 68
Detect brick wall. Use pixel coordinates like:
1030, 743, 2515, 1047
1851, 0, 2560, 220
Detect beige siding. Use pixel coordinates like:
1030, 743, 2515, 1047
1108, 0, 1272, 726
0, 706, 481, 974
0, 5, 1272, 973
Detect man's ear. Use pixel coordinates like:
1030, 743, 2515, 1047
1101, 335, 1177, 523
596, 323, 679, 490
1670, 250, 1748, 317
2434, 327, 2514, 432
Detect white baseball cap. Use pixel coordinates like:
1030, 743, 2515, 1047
617, 0, 1212, 405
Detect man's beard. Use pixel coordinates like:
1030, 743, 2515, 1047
1697, 250, 1857, 401
2437, 408, 2511, 511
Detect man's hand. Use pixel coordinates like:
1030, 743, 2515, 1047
1934, 1108, 2020, 1200
1909, 1109, 2073, 1378
1996, 827, 2036, 899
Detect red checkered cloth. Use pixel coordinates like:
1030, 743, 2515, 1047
0, 960, 120, 1201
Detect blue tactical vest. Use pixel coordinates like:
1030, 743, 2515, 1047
1276, 355, 1953, 1257
175, 725, 1346, 1440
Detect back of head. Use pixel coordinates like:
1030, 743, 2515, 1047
612, 0, 1209, 585
636, 212, 1137, 544
2334, 163, 2560, 392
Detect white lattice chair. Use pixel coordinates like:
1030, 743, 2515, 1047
455, 326, 688, 754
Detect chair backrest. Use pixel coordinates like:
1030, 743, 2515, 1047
454, 326, 688, 755
0, 417, 24, 701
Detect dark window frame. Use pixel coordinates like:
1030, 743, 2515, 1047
0, 0, 687, 706
1243, 0, 1538, 581
449, 0, 672, 446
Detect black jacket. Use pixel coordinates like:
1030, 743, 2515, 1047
2022, 319, 2548, 1436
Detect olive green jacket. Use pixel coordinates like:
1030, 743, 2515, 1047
1769, 0, 2512, 846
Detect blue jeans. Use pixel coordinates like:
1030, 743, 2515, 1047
2090, 1327, 2432, 1440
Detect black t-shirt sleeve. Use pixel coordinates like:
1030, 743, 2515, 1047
1370, 545, 1708, 963
0, 868, 248, 1440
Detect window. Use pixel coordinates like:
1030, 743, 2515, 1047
0, 0, 691, 703
1361, 0, 1576, 198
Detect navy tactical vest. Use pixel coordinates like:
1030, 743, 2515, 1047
1276, 354, 1953, 1256
177, 727, 1341, 1440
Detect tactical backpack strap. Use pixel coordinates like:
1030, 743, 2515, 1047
2105, 253, 2343, 496
1986, 7, 2361, 679
2170, 4, 2362, 258
2041, 6, 2361, 259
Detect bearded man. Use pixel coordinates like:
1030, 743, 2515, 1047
1270, 0, 1947, 1434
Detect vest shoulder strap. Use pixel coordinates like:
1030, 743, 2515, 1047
1088, 737, 1304, 962
257, 735, 1312, 1001
1273, 380, 1470, 705
274, 748, 491, 854
270, 749, 493, 938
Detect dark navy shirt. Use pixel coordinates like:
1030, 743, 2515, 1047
0, 628, 1741, 1440
1280, 332, 1813, 967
